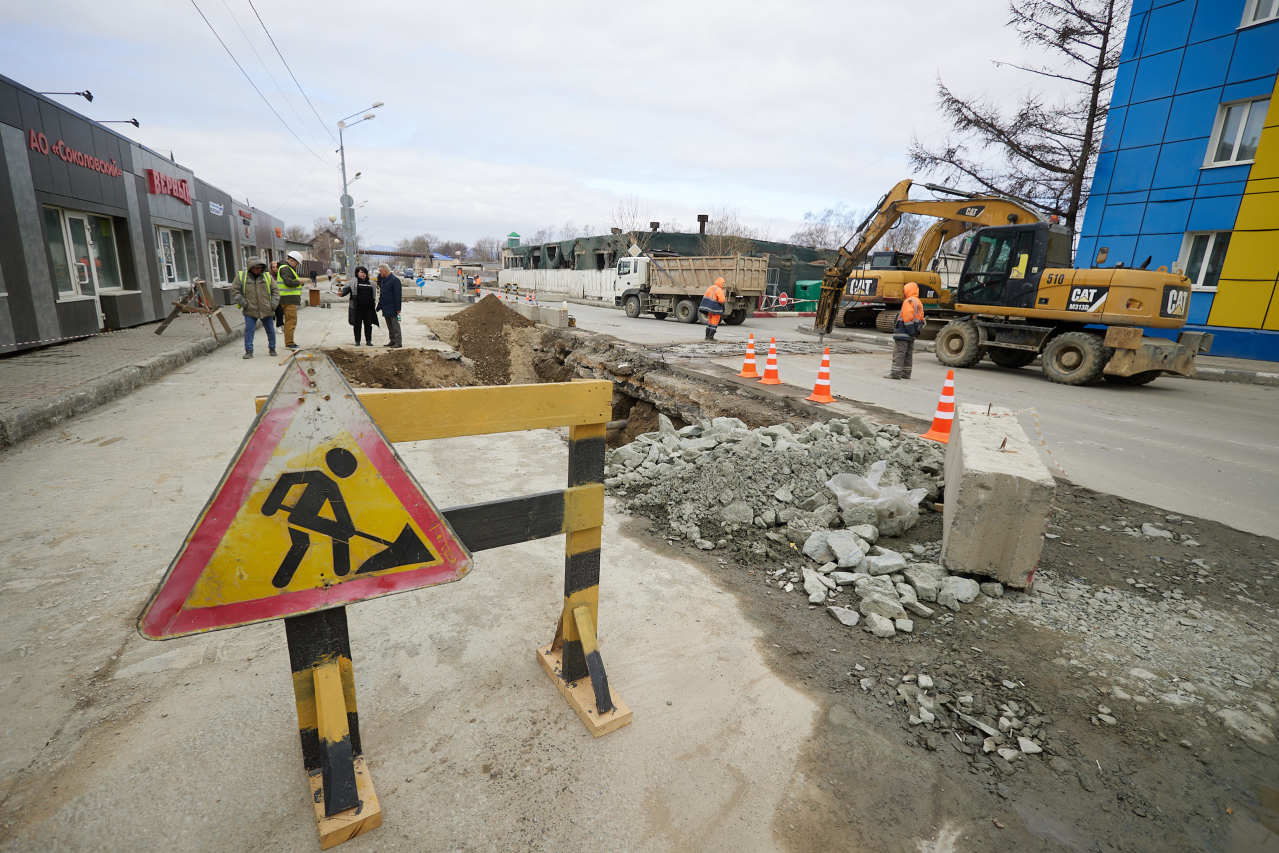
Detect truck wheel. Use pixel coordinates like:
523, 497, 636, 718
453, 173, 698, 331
1042, 332, 1106, 385
675, 299, 698, 323
987, 349, 1037, 369
724, 308, 748, 326
1103, 371, 1160, 386
624, 295, 641, 318
935, 320, 982, 368
652, 311, 668, 320
875, 309, 896, 334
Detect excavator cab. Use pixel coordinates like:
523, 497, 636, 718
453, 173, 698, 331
955, 223, 1074, 310
868, 251, 913, 270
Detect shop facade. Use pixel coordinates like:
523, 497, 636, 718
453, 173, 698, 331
0, 74, 288, 352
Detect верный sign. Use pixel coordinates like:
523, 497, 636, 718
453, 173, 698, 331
137, 355, 472, 639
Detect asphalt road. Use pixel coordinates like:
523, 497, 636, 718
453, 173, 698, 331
561, 301, 1279, 540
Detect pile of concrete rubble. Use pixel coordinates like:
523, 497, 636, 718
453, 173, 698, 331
605, 414, 1011, 638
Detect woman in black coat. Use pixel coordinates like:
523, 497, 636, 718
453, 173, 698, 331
339, 266, 379, 345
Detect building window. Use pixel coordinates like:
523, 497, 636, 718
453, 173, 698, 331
1206, 98, 1270, 166
43, 206, 126, 300
1178, 232, 1231, 291
155, 227, 194, 287
1242, 0, 1279, 26
208, 240, 229, 283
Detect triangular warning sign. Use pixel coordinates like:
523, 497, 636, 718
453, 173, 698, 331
139, 351, 472, 639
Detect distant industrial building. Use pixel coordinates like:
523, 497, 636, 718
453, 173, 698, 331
501, 229, 836, 300
1078, 0, 1278, 359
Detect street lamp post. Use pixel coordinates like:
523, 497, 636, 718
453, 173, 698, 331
336, 101, 383, 272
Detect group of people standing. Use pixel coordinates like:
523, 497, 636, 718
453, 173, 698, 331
235, 258, 404, 355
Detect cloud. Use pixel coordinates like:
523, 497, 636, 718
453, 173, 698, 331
2, 0, 1096, 245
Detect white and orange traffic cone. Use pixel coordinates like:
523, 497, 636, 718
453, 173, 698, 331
737, 333, 760, 378
805, 347, 835, 403
759, 337, 782, 385
921, 370, 956, 443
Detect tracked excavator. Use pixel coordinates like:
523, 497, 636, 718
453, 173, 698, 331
814, 180, 1212, 386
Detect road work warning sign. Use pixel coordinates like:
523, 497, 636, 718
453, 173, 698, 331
139, 353, 472, 639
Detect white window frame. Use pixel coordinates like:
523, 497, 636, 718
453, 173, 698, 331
155, 226, 193, 288
207, 239, 229, 284
1176, 231, 1232, 292
1204, 97, 1270, 167
1241, 0, 1279, 28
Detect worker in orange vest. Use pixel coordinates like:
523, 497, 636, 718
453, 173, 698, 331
887, 281, 925, 379
699, 277, 727, 341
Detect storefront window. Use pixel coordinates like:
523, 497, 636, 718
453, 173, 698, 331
156, 226, 193, 286
43, 207, 75, 295
90, 216, 124, 291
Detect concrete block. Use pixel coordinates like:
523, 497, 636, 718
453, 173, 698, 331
940, 405, 1054, 588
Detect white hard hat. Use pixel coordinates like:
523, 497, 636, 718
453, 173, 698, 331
287, 250, 304, 264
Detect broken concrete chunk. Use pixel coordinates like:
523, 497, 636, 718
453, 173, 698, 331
858, 592, 907, 621
938, 576, 981, 611
940, 405, 1055, 588
802, 568, 828, 604
864, 613, 896, 637
848, 524, 879, 544
802, 530, 835, 563
1141, 522, 1174, 539
1017, 737, 1042, 755
904, 600, 935, 618
980, 581, 1005, 598
904, 563, 948, 602
998, 748, 1021, 762
894, 618, 914, 633
863, 548, 907, 576
719, 500, 755, 525
830, 571, 859, 585
657, 413, 677, 435
827, 606, 860, 628
826, 530, 869, 568
841, 504, 879, 528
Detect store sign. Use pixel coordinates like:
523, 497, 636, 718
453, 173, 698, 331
208, 201, 224, 216
147, 169, 192, 205
28, 129, 123, 177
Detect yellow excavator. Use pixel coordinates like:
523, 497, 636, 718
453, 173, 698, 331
819, 179, 1041, 332
815, 179, 1213, 385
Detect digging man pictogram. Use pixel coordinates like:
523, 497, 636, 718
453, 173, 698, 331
261, 447, 436, 588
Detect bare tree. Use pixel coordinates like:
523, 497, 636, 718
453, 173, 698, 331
394, 233, 436, 256
880, 214, 926, 253
434, 240, 468, 259
528, 226, 556, 244
470, 237, 502, 262
909, 0, 1126, 230
283, 224, 310, 242
698, 207, 758, 256
788, 205, 863, 249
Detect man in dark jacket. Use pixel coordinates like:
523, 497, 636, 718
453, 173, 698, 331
376, 263, 403, 347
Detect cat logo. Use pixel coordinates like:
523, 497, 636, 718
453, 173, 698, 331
1066, 286, 1108, 312
957, 205, 986, 217
1160, 285, 1189, 318
846, 277, 877, 298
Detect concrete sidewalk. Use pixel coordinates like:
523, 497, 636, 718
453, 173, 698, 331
0, 311, 246, 449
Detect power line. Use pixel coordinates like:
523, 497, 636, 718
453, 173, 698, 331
247, 0, 338, 145
215, 0, 314, 133
188, 0, 329, 163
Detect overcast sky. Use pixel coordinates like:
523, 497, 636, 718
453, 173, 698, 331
2, 0, 1094, 246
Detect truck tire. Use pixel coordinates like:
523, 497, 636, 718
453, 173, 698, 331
652, 311, 668, 320
675, 299, 698, 323
987, 348, 1037, 369
1042, 331, 1107, 385
1103, 371, 1160, 386
875, 309, 896, 333
935, 320, 982, 367
623, 295, 641, 318
724, 307, 748, 325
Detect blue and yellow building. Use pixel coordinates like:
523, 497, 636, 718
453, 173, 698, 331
1078, 0, 1279, 360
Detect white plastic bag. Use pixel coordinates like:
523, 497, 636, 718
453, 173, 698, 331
826, 461, 927, 536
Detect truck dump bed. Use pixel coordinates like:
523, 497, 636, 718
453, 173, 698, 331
646, 256, 767, 297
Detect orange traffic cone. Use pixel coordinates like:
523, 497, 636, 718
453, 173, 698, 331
805, 347, 835, 403
921, 370, 956, 443
759, 337, 782, 385
737, 333, 760, 378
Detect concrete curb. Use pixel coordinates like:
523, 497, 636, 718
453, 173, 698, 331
0, 327, 241, 450
792, 324, 1279, 387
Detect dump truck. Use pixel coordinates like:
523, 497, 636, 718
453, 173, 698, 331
616, 254, 767, 325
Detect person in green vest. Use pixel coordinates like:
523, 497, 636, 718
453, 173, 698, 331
235, 256, 279, 358
277, 250, 306, 349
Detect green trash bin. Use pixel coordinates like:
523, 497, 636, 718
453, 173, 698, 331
792, 280, 822, 312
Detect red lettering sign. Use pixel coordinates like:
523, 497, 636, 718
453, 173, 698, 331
28, 128, 122, 177
147, 169, 192, 205
238, 209, 253, 220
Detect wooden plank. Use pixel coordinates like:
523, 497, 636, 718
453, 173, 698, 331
309, 756, 382, 849
255, 380, 613, 442
536, 643, 632, 737
441, 490, 564, 552
313, 660, 358, 816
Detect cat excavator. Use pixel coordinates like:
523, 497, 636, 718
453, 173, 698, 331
814, 179, 1212, 385
816, 179, 1042, 332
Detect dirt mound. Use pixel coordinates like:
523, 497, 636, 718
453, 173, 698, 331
449, 295, 534, 384
325, 347, 477, 389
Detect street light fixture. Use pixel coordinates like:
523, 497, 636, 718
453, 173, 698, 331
335, 101, 383, 272
41, 90, 93, 102
100, 118, 140, 127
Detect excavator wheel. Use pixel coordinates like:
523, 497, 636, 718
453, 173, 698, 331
987, 348, 1037, 369
1042, 331, 1107, 385
934, 320, 983, 368
675, 299, 698, 323
1103, 371, 1160, 386
875, 309, 896, 334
